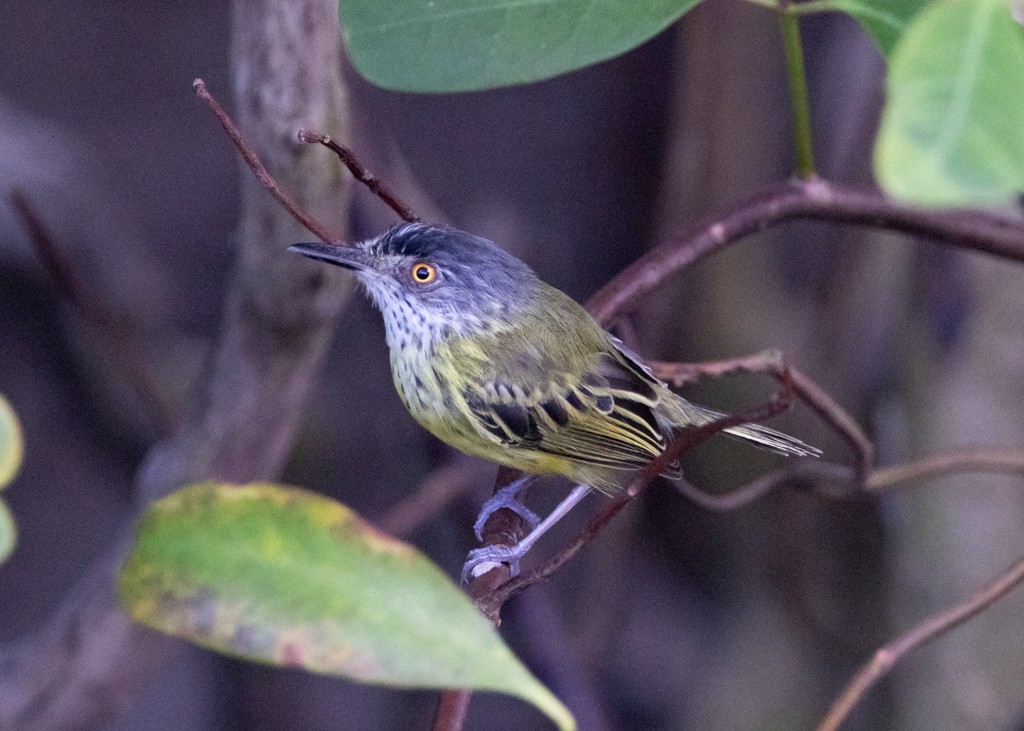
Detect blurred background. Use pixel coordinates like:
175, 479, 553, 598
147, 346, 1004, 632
2, 1, 1024, 730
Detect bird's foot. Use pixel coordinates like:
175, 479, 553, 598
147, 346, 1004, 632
461, 543, 525, 584
472, 476, 539, 541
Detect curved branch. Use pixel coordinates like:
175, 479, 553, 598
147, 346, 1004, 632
816, 554, 1024, 731
867, 449, 1024, 491
586, 177, 1024, 326
652, 351, 873, 478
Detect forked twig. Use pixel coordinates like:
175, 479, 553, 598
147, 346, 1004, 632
297, 129, 421, 223
667, 447, 1024, 512
652, 350, 873, 479
193, 79, 342, 245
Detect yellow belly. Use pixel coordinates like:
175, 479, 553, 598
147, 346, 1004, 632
389, 339, 624, 493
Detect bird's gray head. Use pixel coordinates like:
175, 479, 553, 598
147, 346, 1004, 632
290, 223, 537, 342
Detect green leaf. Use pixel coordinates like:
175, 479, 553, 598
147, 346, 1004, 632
338, 0, 702, 92
874, 0, 1024, 205
119, 482, 575, 730
823, 0, 930, 56
0, 500, 15, 565
0, 394, 23, 490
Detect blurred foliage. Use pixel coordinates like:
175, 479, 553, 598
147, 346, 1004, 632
875, 0, 1024, 204
0, 393, 22, 489
0, 393, 22, 564
119, 482, 575, 730
0, 502, 14, 566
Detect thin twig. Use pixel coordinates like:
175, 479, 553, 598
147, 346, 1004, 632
193, 79, 342, 245
297, 129, 421, 223
652, 351, 873, 478
671, 460, 855, 511
816, 554, 1024, 731
867, 449, 1024, 492
9, 188, 178, 437
670, 446, 1024, 511
586, 178, 1024, 326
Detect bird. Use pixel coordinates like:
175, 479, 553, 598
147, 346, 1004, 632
290, 222, 819, 579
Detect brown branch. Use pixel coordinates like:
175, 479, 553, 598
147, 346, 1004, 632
193, 79, 342, 245
9, 188, 178, 437
297, 129, 421, 223
586, 177, 1024, 327
652, 351, 873, 479
669, 446, 1024, 512
816, 554, 1024, 731
867, 448, 1024, 492
454, 173, 1024, 724
432, 689, 472, 731
671, 460, 855, 511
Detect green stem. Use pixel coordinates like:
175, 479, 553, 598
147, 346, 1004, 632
778, 5, 816, 178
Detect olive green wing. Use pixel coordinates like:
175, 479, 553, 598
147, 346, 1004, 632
461, 335, 674, 475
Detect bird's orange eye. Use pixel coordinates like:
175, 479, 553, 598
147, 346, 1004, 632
411, 262, 437, 284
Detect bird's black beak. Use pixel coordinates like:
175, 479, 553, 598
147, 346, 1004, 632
288, 243, 372, 271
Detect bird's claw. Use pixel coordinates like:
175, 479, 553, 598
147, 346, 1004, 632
461, 544, 524, 584
473, 478, 539, 540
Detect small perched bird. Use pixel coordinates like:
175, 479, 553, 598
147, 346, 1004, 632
290, 223, 819, 578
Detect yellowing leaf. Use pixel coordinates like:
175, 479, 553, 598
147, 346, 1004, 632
119, 482, 574, 730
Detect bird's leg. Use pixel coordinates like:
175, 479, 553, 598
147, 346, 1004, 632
473, 475, 541, 540
462, 484, 591, 583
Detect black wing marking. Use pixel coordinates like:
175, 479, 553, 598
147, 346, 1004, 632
463, 337, 673, 474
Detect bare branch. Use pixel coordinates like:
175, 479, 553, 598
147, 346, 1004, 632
9, 188, 178, 437
194, 78, 342, 245
587, 177, 1024, 327
652, 351, 873, 478
671, 460, 854, 511
867, 449, 1024, 492
816, 554, 1024, 731
298, 128, 421, 223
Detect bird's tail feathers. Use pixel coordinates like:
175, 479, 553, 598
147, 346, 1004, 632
680, 402, 821, 458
